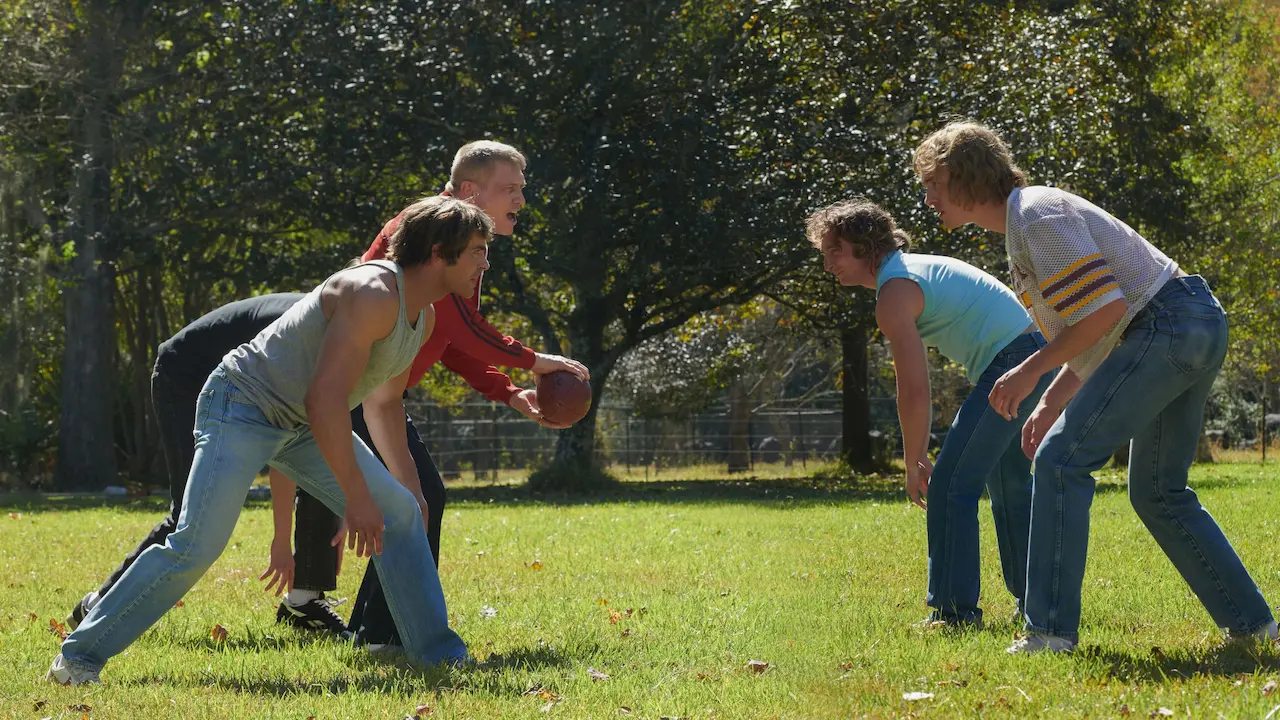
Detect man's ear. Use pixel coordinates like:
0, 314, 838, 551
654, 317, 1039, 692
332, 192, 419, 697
455, 180, 479, 202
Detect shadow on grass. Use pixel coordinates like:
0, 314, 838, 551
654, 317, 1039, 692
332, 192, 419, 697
121, 643, 573, 696
1075, 642, 1280, 683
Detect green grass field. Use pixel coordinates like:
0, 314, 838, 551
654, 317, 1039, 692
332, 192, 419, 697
2, 462, 1278, 718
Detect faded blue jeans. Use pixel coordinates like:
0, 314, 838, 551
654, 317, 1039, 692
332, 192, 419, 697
1025, 276, 1273, 642
60, 367, 468, 672
927, 332, 1053, 624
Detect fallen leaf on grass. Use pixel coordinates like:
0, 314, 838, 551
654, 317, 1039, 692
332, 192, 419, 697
48, 618, 67, 640
1119, 705, 1131, 716
1151, 708, 1173, 718
1264, 680, 1278, 696
210, 623, 228, 642
174, 601, 184, 608
28, 612, 38, 622
837, 661, 853, 671
415, 704, 433, 716
946, 663, 961, 672
528, 561, 543, 570
33, 700, 46, 711
618, 708, 632, 715
596, 598, 609, 606
608, 610, 623, 625
620, 629, 632, 638
587, 668, 610, 682
8, 512, 20, 519
68, 704, 92, 712
903, 692, 934, 701
746, 660, 770, 674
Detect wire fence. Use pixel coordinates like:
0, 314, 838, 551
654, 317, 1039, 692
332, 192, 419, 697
404, 396, 905, 480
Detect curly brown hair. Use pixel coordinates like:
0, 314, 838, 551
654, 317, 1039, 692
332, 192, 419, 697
913, 121, 1027, 207
386, 196, 493, 268
805, 199, 912, 266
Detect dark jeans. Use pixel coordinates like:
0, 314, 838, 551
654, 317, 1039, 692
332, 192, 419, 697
346, 402, 446, 646
90, 365, 337, 602
925, 332, 1053, 624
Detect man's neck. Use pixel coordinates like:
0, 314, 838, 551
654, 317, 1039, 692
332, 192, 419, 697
400, 264, 450, 315
971, 201, 1009, 235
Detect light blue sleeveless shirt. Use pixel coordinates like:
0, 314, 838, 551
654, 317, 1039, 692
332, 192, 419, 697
875, 251, 1032, 382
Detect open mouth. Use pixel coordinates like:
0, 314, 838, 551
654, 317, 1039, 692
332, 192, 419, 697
506, 212, 518, 224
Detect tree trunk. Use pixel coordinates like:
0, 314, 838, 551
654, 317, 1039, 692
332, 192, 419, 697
841, 325, 874, 472
56, 235, 117, 490
55, 4, 119, 490
726, 382, 752, 473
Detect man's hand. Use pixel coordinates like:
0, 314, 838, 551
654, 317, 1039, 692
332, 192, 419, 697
532, 352, 590, 382
1022, 403, 1062, 460
259, 537, 295, 596
341, 491, 384, 558
509, 388, 573, 429
905, 455, 933, 510
989, 362, 1040, 421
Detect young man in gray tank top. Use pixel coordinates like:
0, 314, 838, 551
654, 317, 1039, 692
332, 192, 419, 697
48, 196, 490, 685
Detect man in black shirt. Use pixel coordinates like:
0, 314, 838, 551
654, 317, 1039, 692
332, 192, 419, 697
66, 294, 349, 637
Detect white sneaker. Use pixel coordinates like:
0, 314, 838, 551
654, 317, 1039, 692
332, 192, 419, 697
1227, 620, 1278, 646
1006, 632, 1076, 655
46, 654, 100, 686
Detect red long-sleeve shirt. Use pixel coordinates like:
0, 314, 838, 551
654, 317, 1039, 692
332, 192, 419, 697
361, 211, 537, 403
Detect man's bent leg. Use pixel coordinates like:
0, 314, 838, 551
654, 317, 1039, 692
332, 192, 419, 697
60, 371, 281, 673
272, 430, 466, 665
86, 368, 200, 604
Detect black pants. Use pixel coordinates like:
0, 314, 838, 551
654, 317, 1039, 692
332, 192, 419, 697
345, 402, 446, 646
92, 365, 338, 600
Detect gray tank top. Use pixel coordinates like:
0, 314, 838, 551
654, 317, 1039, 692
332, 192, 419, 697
221, 260, 427, 429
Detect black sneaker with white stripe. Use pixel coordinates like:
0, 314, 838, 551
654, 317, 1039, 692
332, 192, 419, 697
275, 595, 351, 638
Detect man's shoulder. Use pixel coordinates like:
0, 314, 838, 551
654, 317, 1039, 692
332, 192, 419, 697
329, 267, 402, 318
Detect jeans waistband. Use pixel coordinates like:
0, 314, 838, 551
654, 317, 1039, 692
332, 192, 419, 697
1133, 274, 1213, 322
996, 330, 1047, 358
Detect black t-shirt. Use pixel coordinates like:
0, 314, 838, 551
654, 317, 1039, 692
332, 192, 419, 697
155, 293, 305, 389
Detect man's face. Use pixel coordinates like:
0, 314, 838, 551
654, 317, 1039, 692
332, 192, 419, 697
922, 168, 969, 231
821, 235, 864, 287
445, 233, 491, 297
461, 162, 526, 235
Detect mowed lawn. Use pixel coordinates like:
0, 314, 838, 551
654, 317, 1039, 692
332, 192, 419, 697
2, 463, 1278, 718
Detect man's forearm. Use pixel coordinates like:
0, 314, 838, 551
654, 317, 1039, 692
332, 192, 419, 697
1039, 368, 1082, 413
268, 471, 296, 543
305, 393, 369, 501
363, 399, 423, 498
1021, 300, 1126, 377
898, 381, 932, 464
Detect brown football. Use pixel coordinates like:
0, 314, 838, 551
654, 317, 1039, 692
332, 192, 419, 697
534, 370, 592, 426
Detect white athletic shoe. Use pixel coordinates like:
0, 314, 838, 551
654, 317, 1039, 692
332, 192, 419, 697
1227, 619, 1278, 646
46, 654, 100, 686
1006, 632, 1076, 655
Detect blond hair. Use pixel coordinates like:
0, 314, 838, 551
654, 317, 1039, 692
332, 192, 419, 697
805, 199, 911, 265
444, 141, 527, 193
913, 121, 1027, 207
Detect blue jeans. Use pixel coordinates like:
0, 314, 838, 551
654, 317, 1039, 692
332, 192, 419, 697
927, 332, 1053, 624
60, 368, 468, 672
1025, 276, 1273, 642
